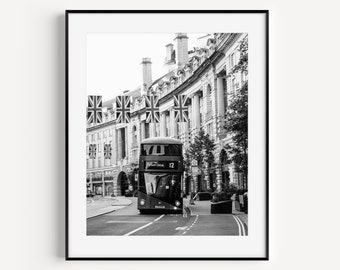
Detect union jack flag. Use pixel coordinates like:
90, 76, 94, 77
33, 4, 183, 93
115, 96, 131, 123
104, 144, 112, 159
145, 95, 160, 123
87, 96, 103, 124
89, 144, 97, 159
174, 94, 189, 122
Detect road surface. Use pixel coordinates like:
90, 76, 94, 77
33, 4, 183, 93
87, 197, 247, 236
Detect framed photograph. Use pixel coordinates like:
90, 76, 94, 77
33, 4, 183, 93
66, 10, 269, 260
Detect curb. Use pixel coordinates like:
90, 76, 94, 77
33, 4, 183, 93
87, 208, 116, 219
87, 198, 132, 219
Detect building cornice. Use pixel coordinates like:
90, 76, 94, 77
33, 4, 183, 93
87, 119, 115, 132
159, 33, 241, 105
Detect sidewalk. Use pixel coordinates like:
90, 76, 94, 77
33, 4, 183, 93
87, 196, 132, 219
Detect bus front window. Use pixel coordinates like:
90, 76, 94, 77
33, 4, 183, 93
143, 173, 181, 199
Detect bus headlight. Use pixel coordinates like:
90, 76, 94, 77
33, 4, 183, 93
175, 200, 181, 207
140, 199, 145, 206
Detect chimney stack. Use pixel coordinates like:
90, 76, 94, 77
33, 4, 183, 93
141, 58, 152, 95
165, 43, 174, 63
174, 33, 188, 68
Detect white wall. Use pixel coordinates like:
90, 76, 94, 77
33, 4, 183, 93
1, 0, 340, 269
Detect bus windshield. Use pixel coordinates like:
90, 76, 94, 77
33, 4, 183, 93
140, 144, 182, 156
141, 172, 181, 199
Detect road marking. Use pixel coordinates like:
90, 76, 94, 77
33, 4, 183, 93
182, 215, 199, 235
175, 226, 188, 231
232, 215, 242, 236
234, 215, 246, 236
123, 214, 165, 236
106, 220, 152, 224
154, 215, 165, 222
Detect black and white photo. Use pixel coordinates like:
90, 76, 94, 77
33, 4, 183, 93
66, 10, 268, 259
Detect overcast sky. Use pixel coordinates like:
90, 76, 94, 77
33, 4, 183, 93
87, 33, 207, 101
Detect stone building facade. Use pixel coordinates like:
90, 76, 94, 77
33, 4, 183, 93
86, 33, 248, 197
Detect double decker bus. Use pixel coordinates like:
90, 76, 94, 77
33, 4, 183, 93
137, 137, 184, 214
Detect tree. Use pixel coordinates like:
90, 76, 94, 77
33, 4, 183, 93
224, 37, 248, 188
184, 129, 216, 191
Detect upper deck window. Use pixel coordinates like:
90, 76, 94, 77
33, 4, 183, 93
141, 144, 182, 156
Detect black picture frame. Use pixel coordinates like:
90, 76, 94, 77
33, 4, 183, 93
66, 9, 269, 261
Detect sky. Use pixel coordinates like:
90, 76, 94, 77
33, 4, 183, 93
87, 33, 207, 101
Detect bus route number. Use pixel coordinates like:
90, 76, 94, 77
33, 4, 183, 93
145, 161, 178, 170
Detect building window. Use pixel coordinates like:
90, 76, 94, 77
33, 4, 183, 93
223, 78, 228, 114
109, 129, 113, 137
199, 94, 203, 125
207, 123, 212, 135
91, 134, 95, 141
97, 132, 101, 140
230, 52, 236, 68
206, 84, 212, 120
232, 77, 237, 94
133, 126, 137, 145
145, 123, 150, 139
86, 135, 89, 142
121, 128, 126, 158
165, 114, 170, 137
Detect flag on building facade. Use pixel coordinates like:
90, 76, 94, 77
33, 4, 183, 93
174, 94, 189, 122
104, 143, 112, 159
115, 95, 131, 123
89, 144, 97, 159
87, 95, 103, 124
145, 95, 160, 123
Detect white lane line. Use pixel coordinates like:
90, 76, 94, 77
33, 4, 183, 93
154, 215, 165, 222
232, 215, 242, 236
175, 226, 188, 231
182, 215, 199, 235
106, 220, 150, 224
123, 214, 165, 236
235, 216, 246, 236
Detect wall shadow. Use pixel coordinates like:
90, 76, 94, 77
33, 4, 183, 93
55, 14, 65, 258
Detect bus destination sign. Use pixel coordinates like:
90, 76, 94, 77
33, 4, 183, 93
145, 161, 179, 170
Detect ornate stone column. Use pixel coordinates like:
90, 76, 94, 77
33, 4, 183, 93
141, 121, 145, 141
160, 112, 167, 137
150, 122, 156, 138
193, 92, 200, 133
170, 107, 177, 138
